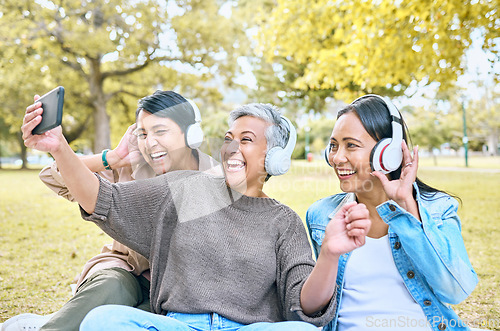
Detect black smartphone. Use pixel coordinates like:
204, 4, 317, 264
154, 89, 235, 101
32, 86, 65, 135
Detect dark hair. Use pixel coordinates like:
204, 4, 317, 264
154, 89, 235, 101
135, 90, 196, 134
339, 95, 460, 202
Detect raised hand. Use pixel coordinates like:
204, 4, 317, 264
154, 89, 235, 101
22, 95, 65, 153
371, 141, 418, 204
321, 201, 371, 259
371, 141, 421, 219
106, 124, 144, 169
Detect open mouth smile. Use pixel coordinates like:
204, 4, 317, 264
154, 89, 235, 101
150, 151, 168, 161
225, 159, 245, 172
337, 169, 356, 178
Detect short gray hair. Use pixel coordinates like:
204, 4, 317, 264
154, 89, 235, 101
228, 103, 288, 152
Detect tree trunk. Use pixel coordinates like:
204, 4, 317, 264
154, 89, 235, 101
430, 147, 438, 166
17, 131, 28, 169
89, 58, 111, 153
487, 127, 499, 156
93, 101, 111, 153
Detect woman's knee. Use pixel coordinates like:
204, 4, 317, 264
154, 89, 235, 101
83, 268, 137, 291
80, 305, 132, 330
242, 321, 319, 330
286, 322, 319, 330
81, 306, 190, 331
77, 268, 142, 304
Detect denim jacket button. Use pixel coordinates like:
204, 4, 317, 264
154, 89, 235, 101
407, 271, 415, 279
394, 242, 401, 249
423, 300, 432, 306
438, 322, 447, 330
389, 204, 396, 212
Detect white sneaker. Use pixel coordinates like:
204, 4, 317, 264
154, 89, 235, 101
1, 313, 53, 331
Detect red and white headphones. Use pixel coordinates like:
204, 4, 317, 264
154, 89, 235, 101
325, 94, 403, 174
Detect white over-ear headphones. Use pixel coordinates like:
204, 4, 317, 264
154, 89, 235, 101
264, 116, 297, 176
185, 99, 204, 149
324, 94, 403, 174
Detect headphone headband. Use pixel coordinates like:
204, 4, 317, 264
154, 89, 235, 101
264, 115, 297, 176
184, 98, 204, 149
280, 115, 297, 157
351, 94, 400, 119
186, 99, 202, 124
352, 94, 403, 143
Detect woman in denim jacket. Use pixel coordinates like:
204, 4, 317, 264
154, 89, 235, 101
306, 95, 478, 331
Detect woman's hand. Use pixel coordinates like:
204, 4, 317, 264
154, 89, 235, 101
22, 95, 99, 214
106, 124, 144, 169
371, 141, 418, 202
321, 201, 372, 260
22, 95, 65, 153
371, 141, 421, 220
301, 201, 371, 315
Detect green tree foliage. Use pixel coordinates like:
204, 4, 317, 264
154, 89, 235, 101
0, 0, 246, 158
405, 83, 500, 159
404, 105, 454, 164
292, 116, 336, 159
465, 84, 500, 155
0, 40, 53, 168
255, 0, 499, 104
249, 57, 335, 117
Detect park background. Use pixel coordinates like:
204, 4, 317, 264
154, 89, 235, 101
0, 0, 499, 329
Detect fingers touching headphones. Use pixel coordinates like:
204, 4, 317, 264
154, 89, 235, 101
367, 95, 403, 174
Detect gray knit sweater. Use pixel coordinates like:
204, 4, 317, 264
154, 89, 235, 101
82, 170, 335, 326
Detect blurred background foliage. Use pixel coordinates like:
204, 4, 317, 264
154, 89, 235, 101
0, 0, 498, 168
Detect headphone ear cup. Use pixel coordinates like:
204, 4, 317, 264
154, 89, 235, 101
264, 115, 296, 177
370, 138, 391, 173
265, 146, 290, 176
382, 143, 403, 172
324, 146, 332, 167
185, 123, 204, 149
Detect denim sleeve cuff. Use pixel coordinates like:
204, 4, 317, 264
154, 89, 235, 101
376, 200, 422, 227
80, 174, 113, 223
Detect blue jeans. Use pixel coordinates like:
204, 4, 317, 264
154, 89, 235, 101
80, 305, 319, 330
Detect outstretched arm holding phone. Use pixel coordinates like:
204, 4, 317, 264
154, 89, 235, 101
22, 95, 99, 213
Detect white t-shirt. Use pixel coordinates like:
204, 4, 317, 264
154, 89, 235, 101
337, 235, 431, 331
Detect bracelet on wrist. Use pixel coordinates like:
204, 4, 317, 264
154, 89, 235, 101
101, 149, 112, 170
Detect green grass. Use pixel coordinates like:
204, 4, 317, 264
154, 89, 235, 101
0, 169, 108, 319
1, 158, 499, 329
418, 155, 500, 169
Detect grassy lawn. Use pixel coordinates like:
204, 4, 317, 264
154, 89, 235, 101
1, 157, 499, 329
0, 168, 108, 320
417, 155, 500, 169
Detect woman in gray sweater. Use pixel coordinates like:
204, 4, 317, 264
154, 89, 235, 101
21, 102, 371, 330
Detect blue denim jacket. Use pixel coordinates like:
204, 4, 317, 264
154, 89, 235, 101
306, 183, 478, 331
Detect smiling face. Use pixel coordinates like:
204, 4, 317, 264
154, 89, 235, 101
135, 109, 194, 175
221, 115, 270, 197
328, 111, 381, 193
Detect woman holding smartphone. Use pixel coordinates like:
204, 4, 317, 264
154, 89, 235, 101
21, 101, 372, 330
4, 90, 219, 331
